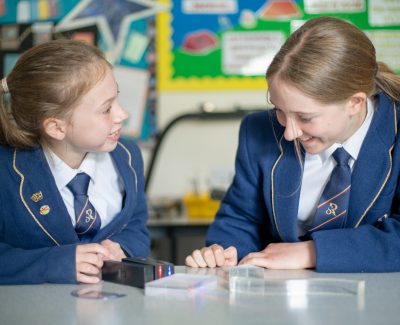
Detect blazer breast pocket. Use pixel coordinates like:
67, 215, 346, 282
368, 186, 396, 212
359, 190, 395, 226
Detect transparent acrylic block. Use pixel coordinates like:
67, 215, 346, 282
229, 265, 365, 296
145, 273, 217, 297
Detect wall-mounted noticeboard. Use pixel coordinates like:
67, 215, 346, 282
0, 0, 163, 140
156, 0, 400, 91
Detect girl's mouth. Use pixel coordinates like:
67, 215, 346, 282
108, 129, 121, 141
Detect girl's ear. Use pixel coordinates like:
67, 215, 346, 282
42, 117, 67, 140
347, 92, 368, 116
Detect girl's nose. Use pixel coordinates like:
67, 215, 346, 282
114, 101, 128, 122
283, 117, 302, 141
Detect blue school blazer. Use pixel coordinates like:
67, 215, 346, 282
207, 92, 400, 272
0, 138, 150, 284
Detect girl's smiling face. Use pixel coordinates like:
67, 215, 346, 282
268, 77, 367, 154
53, 66, 128, 168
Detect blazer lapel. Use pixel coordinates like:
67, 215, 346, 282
13, 147, 78, 245
96, 141, 137, 237
348, 93, 398, 227
270, 136, 304, 242
111, 142, 136, 208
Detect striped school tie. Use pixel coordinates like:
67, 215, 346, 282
67, 172, 101, 241
309, 147, 351, 233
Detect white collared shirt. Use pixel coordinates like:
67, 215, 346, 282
297, 98, 374, 235
43, 149, 124, 228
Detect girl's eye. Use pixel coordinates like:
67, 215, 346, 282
299, 116, 313, 123
104, 107, 112, 114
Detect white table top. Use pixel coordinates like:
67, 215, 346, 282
1, 266, 399, 325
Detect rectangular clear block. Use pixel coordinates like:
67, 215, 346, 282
145, 273, 217, 297
229, 265, 365, 296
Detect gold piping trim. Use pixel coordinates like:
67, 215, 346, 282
13, 149, 59, 246
271, 134, 284, 240
105, 142, 138, 241
355, 102, 397, 227
117, 141, 138, 192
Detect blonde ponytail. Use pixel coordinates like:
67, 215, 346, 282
0, 89, 40, 148
375, 61, 400, 102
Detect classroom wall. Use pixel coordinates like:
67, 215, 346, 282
148, 0, 400, 199
143, 89, 268, 199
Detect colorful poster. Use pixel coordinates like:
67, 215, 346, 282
157, 0, 400, 91
0, 0, 167, 140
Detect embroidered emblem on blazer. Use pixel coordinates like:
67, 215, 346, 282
39, 205, 50, 215
31, 191, 43, 202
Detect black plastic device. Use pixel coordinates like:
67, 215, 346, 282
102, 257, 174, 288
123, 256, 175, 279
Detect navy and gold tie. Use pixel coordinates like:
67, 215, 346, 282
309, 147, 351, 233
67, 172, 101, 241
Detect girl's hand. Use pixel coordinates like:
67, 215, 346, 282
239, 241, 316, 269
75, 243, 110, 284
100, 239, 126, 261
185, 244, 237, 268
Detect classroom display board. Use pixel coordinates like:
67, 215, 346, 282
157, 0, 400, 91
0, 0, 168, 140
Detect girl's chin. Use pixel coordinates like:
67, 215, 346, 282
300, 138, 326, 154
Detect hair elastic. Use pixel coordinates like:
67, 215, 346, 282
1, 77, 9, 93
